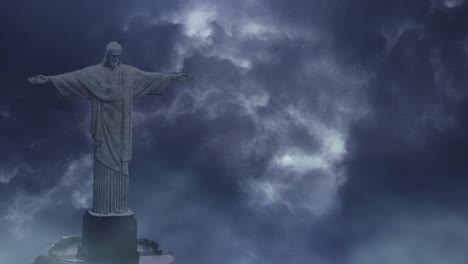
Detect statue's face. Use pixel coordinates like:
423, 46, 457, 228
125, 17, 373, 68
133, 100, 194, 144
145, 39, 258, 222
108, 50, 122, 68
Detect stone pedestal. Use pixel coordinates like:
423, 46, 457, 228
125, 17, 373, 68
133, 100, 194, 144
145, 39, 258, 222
78, 211, 139, 264
34, 235, 174, 264
33, 211, 174, 264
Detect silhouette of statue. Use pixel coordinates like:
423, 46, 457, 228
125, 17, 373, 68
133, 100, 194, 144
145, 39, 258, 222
28, 41, 193, 215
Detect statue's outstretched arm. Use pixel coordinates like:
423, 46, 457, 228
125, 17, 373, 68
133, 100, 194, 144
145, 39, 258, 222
132, 69, 194, 99
27, 75, 51, 85
171, 73, 194, 81
28, 68, 93, 100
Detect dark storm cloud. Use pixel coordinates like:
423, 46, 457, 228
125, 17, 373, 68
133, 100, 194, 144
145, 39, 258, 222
343, 1, 468, 218
3, 0, 468, 264
0, 2, 361, 264
328, 1, 468, 263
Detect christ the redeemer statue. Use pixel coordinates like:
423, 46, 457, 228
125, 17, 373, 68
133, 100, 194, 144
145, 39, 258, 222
28, 41, 193, 215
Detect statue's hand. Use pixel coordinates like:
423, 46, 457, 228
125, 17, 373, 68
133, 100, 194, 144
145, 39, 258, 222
173, 73, 194, 81
27, 75, 50, 84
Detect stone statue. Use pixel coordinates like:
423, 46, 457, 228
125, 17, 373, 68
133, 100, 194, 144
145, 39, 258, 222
28, 41, 193, 216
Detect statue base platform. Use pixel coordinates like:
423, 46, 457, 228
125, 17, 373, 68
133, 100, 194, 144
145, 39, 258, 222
78, 210, 139, 263
32, 210, 174, 264
33, 236, 174, 264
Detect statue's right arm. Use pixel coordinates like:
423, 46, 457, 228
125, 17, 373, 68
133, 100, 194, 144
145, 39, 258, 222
28, 68, 93, 99
27, 75, 51, 85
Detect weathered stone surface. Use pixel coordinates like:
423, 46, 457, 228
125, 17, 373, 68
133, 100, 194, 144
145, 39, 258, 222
78, 211, 138, 263
41, 236, 173, 264
139, 255, 174, 264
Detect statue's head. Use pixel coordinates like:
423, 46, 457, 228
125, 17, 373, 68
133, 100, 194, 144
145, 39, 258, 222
102, 41, 122, 69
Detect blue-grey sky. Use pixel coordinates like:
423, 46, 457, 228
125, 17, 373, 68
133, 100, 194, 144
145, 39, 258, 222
2, 0, 468, 263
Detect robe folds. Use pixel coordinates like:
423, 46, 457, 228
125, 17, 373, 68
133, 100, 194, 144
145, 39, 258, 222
50, 64, 173, 213
50, 64, 173, 174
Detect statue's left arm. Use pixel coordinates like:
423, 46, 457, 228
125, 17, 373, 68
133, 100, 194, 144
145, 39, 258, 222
132, 68, 193, 99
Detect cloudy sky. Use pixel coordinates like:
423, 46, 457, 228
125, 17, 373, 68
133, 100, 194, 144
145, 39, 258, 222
2, 0, 468, 263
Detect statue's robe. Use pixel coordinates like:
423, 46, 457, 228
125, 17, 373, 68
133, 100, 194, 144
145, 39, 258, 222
50, 64, 173, 214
